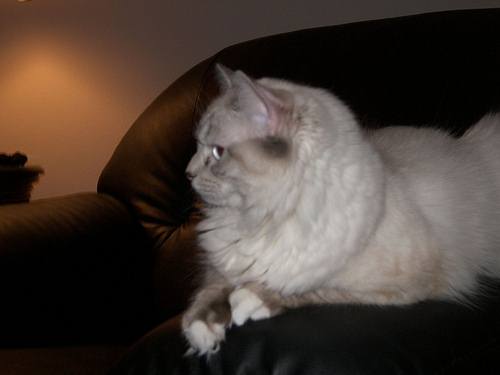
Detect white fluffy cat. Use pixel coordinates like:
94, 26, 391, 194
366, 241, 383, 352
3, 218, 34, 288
182, 64, 500, 355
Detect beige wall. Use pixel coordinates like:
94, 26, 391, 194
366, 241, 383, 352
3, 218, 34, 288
1, 0, 498, 199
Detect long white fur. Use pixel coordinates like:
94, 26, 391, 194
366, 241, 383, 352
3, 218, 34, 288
183, 67, 500, 353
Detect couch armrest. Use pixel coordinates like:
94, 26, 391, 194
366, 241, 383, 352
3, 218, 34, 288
0, 193, 154, 346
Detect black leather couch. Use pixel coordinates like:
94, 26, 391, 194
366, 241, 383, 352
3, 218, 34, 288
1, 8, 500, 375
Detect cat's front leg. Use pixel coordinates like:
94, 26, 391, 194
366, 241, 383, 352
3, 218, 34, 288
182, 274, 232, 355
229, 283, 285, 326
228, 284, 360, 326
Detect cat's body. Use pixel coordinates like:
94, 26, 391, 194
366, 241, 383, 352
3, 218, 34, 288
182, 65, 500, 354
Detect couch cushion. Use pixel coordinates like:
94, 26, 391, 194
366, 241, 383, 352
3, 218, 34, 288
110, 293, 500, 375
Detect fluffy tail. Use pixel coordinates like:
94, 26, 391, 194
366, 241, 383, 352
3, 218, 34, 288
463, 113, 500, 148
461, 113, 500, 278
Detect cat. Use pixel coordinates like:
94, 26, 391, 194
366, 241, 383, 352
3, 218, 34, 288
182, 64, 500, 355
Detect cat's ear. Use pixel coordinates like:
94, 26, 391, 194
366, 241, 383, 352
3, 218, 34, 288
215, 64, 233, 91
232, 70, 288, 135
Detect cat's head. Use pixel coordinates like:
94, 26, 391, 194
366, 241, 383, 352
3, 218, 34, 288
186, 65, 298, 209
186, 64, 358, 210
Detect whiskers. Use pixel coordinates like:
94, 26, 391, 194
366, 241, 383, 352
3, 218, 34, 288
196, 216, 239, 234
197, 225, 225, 235
211, 237, 242, 255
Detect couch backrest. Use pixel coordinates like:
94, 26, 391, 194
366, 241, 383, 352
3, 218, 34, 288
97, 8, 500, 319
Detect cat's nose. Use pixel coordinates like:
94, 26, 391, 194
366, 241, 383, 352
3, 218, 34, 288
186, 156, 199, 181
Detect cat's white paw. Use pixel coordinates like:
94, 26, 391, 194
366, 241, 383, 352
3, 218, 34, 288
229, 287, 271, 326
183, 320, 225, 355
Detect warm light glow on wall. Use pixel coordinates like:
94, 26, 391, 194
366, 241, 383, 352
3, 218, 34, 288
1, 39, 107, 123
0, 35, 143, 198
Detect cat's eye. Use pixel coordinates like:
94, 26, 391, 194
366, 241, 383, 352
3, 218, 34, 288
212, 145, 225, 160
